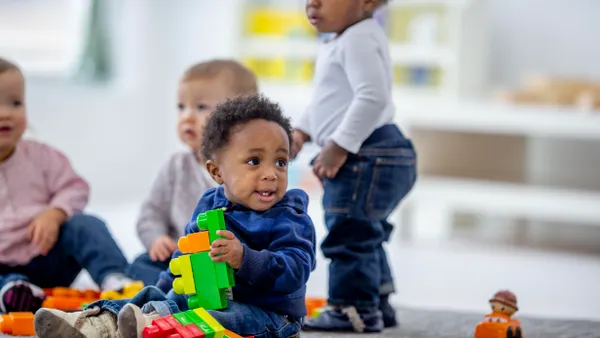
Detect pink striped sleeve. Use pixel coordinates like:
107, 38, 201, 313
39, 144, 90, 217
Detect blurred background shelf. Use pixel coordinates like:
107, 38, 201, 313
395, 100, 600, 140
406, 175, 600, 241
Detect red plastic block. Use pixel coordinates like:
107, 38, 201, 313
143, 325, 161, 338
164, 315, 183, 329
167, 335, 182, 338
153, 318, 176, 336
174, 325, 196, 338
185, 324, 206, 338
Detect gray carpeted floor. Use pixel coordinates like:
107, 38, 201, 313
302, 307, 600, 338
2, 307, 599, 338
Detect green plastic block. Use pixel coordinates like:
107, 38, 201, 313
215, 262, 235, 289
197, 209, 226, 243
196, 209, 235, 290
173, 312, 195, 326
188, 252, 227, 310
184, 310, 215, 338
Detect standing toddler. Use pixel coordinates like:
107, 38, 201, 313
293, 0, 418, 333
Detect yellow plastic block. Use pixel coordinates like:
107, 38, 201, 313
178, 232, 211, 254
170, 255, 196, 295
122, 281, 144, 296
193, 308, 225, 338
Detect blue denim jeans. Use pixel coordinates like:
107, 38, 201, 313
0, 214, 130, 289
126, 253, 170, 287
88, 286, 302, 338
318, 124, 417, 310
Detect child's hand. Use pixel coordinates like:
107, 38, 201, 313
28, 208, 66, 256
210, 230, 244, 269
313, 140, 348, 179
291, 129, 310, 159
150, 235, 177, 262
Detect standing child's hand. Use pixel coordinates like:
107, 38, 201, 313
291, 129, 310, 160
28, 208, 66, 256
313, 140, 348, 179
210, 230, 244, 269
150, 235, 177, 262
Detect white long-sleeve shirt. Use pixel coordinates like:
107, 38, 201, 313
295, 18, 395, 154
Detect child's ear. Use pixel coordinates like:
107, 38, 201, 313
365, 0, 382, 11
206, 159, 224, 184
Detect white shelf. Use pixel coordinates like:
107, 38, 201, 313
396, 100, 600, 140
240, 36, 455, 67
408, 176, 600, 226
262, 82, 600, 140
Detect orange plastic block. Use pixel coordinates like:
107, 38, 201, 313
44, 287, 100, 299
0, 312, 35, 336
224, 329, 242, 338
178, 232, 210, 254
305, 297, 327, 317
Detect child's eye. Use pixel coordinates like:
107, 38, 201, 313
12, 100, 22, 107
177, 103, 184, 111
197, 104, 208, 111
246, 157, 260, 166
276, 159, 288, 167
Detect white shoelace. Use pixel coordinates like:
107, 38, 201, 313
340, 306, 366, 333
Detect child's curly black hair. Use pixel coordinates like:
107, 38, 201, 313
201, 94, 293, 160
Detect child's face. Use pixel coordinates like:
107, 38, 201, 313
0, 69, 26, 161
177, 77, 235, 155
207, 119, 290, 211
306, 0, 381, 33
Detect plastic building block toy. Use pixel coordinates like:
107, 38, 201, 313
0, 312, 35, 336
305, 297, 327, 318
41, 287, 101, 311
143, 310, 227, 338
100, 281, 144, 300
170, 209, 235, 310
474, 290, 523, 338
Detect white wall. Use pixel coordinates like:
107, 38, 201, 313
487, 0, 600, 87
24, 0, 242, 206
21, 0, 600, 205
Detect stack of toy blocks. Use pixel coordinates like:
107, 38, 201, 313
170, 209, 235, 310
42, 287, 101, 311
144, 209, 252, 338
143, 308, 249, 338
0, 312, 35, 336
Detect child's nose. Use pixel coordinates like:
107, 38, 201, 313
261, 168, 277, 181
0, 107, 10, 118
181, 109, 195, 120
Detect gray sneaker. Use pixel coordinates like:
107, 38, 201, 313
117, 303, 159, 338
35, 307, 119, 338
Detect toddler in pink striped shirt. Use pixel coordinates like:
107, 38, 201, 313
0, 57, 135, 314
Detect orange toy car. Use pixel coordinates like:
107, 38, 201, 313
474, 290, 523, 338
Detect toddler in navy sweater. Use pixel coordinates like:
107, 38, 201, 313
34, 94, 317, 338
